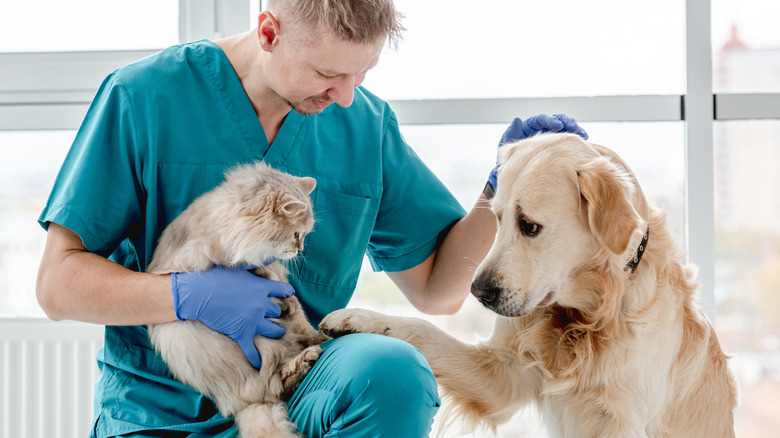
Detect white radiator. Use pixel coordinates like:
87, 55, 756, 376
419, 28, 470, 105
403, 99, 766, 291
1, 319, 103, 438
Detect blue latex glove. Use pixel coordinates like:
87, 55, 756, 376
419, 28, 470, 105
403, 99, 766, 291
171, 263, 295, 369
487, 113, 588, 190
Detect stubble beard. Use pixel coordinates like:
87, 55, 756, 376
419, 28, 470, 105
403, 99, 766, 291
283, 97, 326, 116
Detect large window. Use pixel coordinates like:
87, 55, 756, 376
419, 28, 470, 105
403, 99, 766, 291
710, 1, 780, 435
364, 0, 685, 99
1, 0, 778, 436
0, 131, 73, 317
0, 1, 179, 52
713, 122, 780, 436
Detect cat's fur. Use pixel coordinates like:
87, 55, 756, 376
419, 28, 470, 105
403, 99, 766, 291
147, 162, 329, 438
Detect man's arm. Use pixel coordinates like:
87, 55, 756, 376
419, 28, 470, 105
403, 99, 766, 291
386, 194, 496, 315
38, 222, 294, 368
36, 222, 176, 324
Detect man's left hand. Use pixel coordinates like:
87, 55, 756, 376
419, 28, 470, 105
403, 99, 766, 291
487, 113, 588, 192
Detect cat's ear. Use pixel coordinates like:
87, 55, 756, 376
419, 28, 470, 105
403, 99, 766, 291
299, 177, 316, 195
277, 194, 309, 216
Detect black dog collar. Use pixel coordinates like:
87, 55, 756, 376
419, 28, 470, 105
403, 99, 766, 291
624, 226, 649, 274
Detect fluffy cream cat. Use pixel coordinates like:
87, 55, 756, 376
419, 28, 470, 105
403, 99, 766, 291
147, 162, 329, 438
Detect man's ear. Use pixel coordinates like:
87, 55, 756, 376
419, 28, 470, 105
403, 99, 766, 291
257, 11, 280, 51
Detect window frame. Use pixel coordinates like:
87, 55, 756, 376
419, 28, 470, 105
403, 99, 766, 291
1, 0, 778, 320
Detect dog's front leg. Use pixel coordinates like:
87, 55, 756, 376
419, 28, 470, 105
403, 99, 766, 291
320, 308, 541, 428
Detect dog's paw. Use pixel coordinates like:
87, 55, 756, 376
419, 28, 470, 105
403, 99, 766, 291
318, 308, 389, 338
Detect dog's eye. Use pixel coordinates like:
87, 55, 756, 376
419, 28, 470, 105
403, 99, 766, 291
518, 217, 541, 237
294, 232, 300, 239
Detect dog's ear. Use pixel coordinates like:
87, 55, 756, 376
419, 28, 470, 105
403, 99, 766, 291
577, 157, 644, 255
498, 141, 523, 167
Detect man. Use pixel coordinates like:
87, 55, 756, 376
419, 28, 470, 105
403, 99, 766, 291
36, 0, 584, 436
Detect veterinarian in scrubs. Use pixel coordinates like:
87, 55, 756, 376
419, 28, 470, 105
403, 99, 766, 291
36, 1, 585, 436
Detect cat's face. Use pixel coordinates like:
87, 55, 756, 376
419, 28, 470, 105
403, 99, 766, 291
219, 163, 316, 266
267, 190, 316, 259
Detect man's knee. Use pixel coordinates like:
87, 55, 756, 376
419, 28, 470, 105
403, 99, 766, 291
342, 333, 439, 406
287, 333, 441, 437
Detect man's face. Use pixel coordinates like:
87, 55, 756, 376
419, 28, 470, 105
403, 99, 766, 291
268, 31, 383, 115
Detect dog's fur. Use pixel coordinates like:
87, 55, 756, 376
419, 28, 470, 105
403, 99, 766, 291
147, 162, 329, 438
320, 134, 738, 437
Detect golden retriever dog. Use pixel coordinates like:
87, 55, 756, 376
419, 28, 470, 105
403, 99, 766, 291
320, 133, 738, 437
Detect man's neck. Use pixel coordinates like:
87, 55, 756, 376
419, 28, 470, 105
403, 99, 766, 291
215, 32, 291, 145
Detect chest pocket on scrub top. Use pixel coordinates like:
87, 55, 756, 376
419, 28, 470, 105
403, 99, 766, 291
297, 187, 378, 292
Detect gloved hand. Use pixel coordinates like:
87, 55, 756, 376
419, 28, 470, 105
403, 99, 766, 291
487, 113, 588, 192
171, 263, 295, 369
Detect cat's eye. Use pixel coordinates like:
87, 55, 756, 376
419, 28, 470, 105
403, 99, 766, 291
518, 216, 541, 237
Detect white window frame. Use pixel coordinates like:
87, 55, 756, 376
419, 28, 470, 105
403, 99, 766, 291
1, 0, 778, 320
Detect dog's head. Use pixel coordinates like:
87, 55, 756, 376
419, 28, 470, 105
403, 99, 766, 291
472, 133, 649, 317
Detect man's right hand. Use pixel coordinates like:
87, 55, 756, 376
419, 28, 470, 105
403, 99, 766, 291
171, 264, 295, 369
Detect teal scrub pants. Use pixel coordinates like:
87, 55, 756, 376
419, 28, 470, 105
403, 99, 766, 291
120, 333, 440, 437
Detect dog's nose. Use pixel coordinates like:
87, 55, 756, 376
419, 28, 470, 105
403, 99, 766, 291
471, 282, 500, 305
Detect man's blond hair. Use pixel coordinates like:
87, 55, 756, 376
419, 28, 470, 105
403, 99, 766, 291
266, 0, 404, 48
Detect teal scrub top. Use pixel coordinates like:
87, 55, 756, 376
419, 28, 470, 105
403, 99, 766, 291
39, 40, 465, 436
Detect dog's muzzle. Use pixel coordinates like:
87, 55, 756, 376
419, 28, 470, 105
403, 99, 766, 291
470, 276, 501, 307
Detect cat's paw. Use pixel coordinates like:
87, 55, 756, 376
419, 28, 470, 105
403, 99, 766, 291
270, 296, 301, 319
318, 308, 390, 338
280, 345, 322, 398
297, 345, 322, 372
